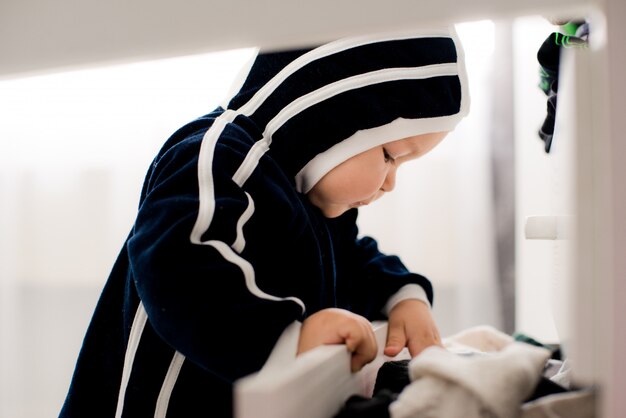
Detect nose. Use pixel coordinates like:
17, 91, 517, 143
381, 166, 397, 192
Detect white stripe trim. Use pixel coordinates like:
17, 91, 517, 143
236, 27, 456, 116
204, 239, 305, 313
265, 64, 458, 139
232, 192, 254, 253
154, 352, 186, 418
231, 140, 269, 186
190, 113, 305, 312
232, 64, 458, 187
449, 25, 471, 120
114, 303, 149, 418
189, 109, 238, 245
296, 113, 464, 193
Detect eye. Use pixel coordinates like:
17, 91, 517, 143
383, 148, 394, 163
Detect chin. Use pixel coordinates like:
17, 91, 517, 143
321, 207, 348, 219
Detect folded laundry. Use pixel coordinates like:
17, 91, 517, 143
389, 341, 551, 418
333, 325, 592, 418
334, 326, 593, 418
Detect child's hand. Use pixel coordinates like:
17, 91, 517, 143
297, 308, 378, 372
384, 299, 442, 358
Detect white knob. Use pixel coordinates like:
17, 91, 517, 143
524, 215, 573, 240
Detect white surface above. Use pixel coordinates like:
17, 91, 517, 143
0, 0, 590, 79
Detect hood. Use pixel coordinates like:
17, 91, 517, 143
217, 25, 470, 194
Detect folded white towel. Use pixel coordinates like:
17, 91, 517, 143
390, 327, 551, 418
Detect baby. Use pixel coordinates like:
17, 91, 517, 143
60, 25, 469, 418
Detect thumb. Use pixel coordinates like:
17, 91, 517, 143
384, 322, 406, 357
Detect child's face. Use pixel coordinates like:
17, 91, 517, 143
306, 131, 448, 218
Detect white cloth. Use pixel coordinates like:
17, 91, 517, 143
443, 324, 514, 353
390, 326, 552, 418
547, 359, 572, 390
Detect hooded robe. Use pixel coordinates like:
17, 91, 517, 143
60, 25, 469, 418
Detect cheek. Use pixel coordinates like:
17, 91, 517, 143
349, 170, 384, 197
309, 149, 388, 207
328, 173, 383, 208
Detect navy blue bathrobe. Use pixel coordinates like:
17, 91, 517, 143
60, 26, 469, 418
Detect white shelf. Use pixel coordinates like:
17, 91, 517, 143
0, 0, 590, 79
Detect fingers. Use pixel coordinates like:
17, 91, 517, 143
406, 326, 443, 357
383, 320, 407, 357
386, 299, 444, 358
342, 317, 378, 372
298, 308, 378, 372
350, 348, 375, 373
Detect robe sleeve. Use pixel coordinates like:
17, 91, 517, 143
329, 209, 434, 320
127, 132, 305, 382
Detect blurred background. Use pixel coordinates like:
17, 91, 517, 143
0, 17, 561, 418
